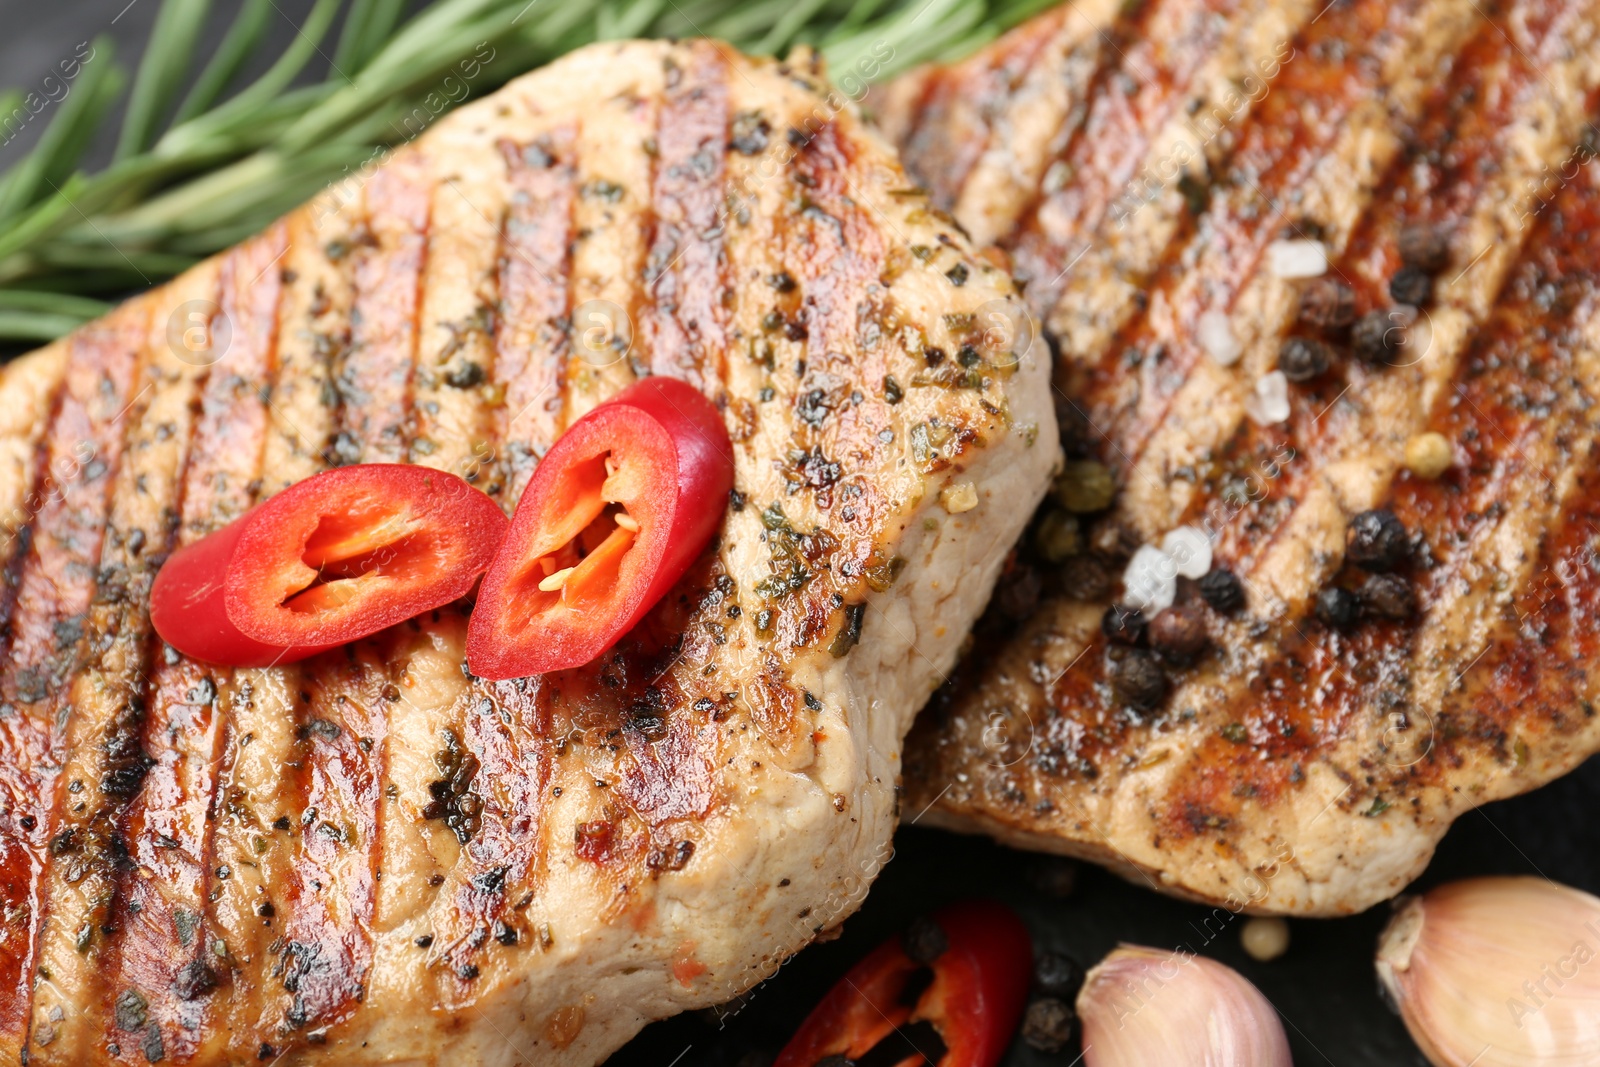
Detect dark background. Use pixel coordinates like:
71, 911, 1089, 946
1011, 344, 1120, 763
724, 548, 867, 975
5, 3, 1598, 1064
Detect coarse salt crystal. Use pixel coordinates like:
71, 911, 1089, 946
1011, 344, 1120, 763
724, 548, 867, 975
1161, 526, 1213, 579
1267, 239, 1327, 279
1122, 544, 1178, 614
1245, 370, 1290, 425
1197, 310, 1242, 366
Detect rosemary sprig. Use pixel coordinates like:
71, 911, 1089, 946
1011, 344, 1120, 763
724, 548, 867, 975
0, 0, 1047, 343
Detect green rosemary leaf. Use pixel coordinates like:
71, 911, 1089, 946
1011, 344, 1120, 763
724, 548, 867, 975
0, 309, 98, 340
42, 60, 129, 194
0, 39, 121, 222
0, 289, 111, 318
34, 243, 200, 277
753, 0, 836, 56
834, 0, 894, 36
335, 0, 409, 73
0, 174, 93, 265
172, 0, 275, 124
704, 0, 797, 47
116, 0, 212, 161
596, 0, 667, 41
156, 0, 343, 159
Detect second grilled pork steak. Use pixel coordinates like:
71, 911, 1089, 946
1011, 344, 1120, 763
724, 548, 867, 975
882, 0, 1600, 914
0, 41, 1055, 1064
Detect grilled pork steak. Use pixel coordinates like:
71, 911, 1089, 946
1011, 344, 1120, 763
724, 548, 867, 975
882, 0, 1600, 915
0, 41, 1055, 1064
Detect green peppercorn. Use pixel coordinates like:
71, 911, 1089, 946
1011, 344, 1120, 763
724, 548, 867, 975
1052, 461, 1116, 513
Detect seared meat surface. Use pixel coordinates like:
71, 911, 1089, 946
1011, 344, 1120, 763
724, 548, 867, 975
0, 41, 1055, 1064
883, 0, 1600, 914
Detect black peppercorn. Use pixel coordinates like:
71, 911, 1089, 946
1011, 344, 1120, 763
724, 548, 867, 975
1297, 277, 1356, 332
1148, 604, 1209, 662
1034, 951, 1086, 999
902, 915, 948, 964
1398, 223, 1450, 273
1102, 604, 1146, 644
996, 565, 1043, 621
1389, 265, 1433, 307
1021, 997, 1078, 1053
1315, 586, 1361, 629
1278, 336, 1334, 382
1360, 573, 1417, 619
1061, 555, 1115, 601
1111, 648, 1168, 710
1347, 508, 1409, 571
1199, 567, 1245, 613
1351, 310, 1401, 365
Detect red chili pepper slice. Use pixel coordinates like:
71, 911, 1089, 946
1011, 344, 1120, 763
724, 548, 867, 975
777, 901, 1033, 1067
467, 377, 734, 679
151, 464, 508, 667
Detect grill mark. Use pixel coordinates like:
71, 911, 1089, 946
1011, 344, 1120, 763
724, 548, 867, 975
343, 153, 430, 463
716, 75, 817, 506
0, 346, 69, 1058
0, 299, 150, 1063
1451, 451, 1600, 772
1081, 0, 1476, 472
563, 85, 658, 426
97, 228, 286, 1065
644, 41, 730, 390
272, 645, 390, 1039
270, 157, 433, 1044
1006, 0, 1250, 316
0, 344, 70, 595
898, 6, 1072, 211
750, 114, 904, 663
262, 200, 353, 492
209, 201, 352, 1062
373, 132, 517, 1007
410, 135, 508, 480
429, 678, 550, 1000
493, 127, 576, 504
947, 0, 1125, 249
1027, 0, 1317, 360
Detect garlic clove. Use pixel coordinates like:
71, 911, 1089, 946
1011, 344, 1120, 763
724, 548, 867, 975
1376, 876, 1600, 1067
1077, 944, 1292, 1067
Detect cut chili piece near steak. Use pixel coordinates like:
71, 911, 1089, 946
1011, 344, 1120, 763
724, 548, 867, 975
777, 901, 1033, 1067
149, 464, 507, 666
468, 377, 734, 678
0, 39, 1056, 1067
884, 0, 1600, 916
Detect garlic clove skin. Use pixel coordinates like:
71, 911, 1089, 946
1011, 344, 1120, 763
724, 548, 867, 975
1077, 944, 1292, 1067
1376, 876, 1600, 1067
